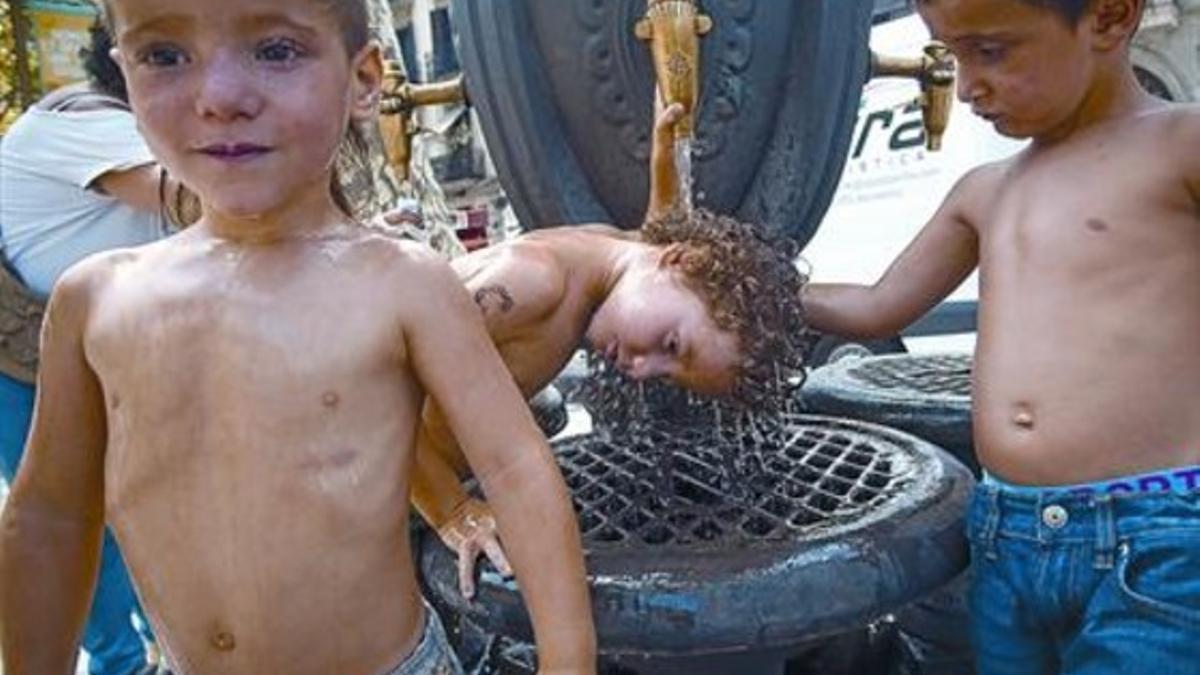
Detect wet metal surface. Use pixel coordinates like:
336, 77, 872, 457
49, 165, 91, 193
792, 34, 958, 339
843, 353, 972, 398
559, 415, 922, 551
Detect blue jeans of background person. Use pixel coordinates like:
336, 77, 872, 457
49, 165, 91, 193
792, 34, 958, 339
966, 480, 1200, 675
1, 372, 152, 675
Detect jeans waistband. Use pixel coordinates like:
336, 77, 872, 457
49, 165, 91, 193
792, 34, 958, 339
983, 465, 1200, 499
969, 478, 1200, 570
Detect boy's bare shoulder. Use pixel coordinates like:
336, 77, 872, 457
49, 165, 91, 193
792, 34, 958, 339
1152, 104, 1200, 199
940, 158, 1014, 229
461, 236, 571, 330
350, 230, 460, 288
51, 244, 150, 297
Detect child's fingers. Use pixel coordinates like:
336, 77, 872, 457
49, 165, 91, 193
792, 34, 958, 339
482, 537, 513, 578
457, 541, 480, 599
657, 103, 686, 130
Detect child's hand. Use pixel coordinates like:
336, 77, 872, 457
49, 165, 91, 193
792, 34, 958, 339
436, 498, 512, 599
653, 101, 686, 154
376, 198, 423, 228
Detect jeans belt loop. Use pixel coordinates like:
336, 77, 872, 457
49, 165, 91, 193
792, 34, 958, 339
1094, 494, 1117, 570
982, 484, 1002, 561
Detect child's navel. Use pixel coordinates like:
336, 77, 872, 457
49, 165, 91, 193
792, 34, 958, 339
1011, 402, 1036, 430
1085, 218, 1109, 233
209, 627, 236, 652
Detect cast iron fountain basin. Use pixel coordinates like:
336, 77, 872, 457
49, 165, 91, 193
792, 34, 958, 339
801, 353, 976, 474
419, 414, 973, 672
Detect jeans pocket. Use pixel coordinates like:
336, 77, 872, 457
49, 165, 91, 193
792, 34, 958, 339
1115, 535, 1200, 627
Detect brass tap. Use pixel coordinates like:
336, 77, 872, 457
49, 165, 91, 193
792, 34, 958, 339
635, 0, 712, 140
378, 63, 467, 181
870, 42, 955, 151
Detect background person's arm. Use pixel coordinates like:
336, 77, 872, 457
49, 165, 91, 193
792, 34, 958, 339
93, 165, 195, 227
404, 256, 595, 674
0, 264, 109, 674
802, 168, 987, 339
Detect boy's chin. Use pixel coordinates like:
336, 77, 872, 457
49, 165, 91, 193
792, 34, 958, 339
205, 195, 283, 221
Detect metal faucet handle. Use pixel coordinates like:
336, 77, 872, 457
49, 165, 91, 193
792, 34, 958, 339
869, 40, 956, 151
635, 0, 712, 140
378, 60, 467, 180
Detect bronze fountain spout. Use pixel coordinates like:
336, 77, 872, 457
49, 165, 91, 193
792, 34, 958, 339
635, 0, 712, 140
870, 42, 955, 151
378, 62, 467, 180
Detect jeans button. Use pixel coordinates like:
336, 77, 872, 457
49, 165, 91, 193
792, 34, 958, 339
1042, 504, 1069, 529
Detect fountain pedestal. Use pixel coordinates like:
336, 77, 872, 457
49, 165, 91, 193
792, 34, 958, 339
420, 415, 973, 673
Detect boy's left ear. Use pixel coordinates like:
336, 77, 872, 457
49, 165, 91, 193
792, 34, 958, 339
1087, 0, 1143, 50
350, 42, 385, 120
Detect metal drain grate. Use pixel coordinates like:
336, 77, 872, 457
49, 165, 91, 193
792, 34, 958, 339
556, 415, 925, 549
845, 353, 972, 398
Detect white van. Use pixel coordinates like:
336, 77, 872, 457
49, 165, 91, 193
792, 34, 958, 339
803, 13, 1026, 359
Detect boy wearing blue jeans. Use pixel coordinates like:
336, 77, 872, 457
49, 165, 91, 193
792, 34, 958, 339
803, 0, 1199, 672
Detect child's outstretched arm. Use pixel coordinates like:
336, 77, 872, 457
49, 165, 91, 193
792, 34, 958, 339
0, 265, 108, 674
802, 167, 990, 339
403, 256, 596, 673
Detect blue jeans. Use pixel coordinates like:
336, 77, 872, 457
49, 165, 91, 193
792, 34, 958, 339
1, 372, 152, 675
966, 481, 1200, 675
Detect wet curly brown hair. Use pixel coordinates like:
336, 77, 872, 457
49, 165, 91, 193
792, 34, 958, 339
640, 208, 811, 406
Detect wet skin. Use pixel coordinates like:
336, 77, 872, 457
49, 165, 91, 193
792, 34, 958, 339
804, 0, 1200, 485
0, 0, 595, 673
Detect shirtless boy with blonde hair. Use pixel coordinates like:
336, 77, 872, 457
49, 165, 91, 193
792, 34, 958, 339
0, 0, 595, 673
803, 0, 1200, 672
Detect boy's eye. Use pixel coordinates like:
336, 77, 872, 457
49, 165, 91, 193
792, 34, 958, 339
256, 38, 306, 63
137, 44, 188, 68
973, 43, 1007, 63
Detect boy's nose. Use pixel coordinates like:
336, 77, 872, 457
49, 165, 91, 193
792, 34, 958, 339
195, 54, 264, 121
956, 68, 985, 105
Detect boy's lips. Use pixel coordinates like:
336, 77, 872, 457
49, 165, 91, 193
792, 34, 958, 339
198, 143, 272, 161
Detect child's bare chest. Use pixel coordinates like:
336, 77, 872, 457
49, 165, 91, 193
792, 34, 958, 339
978, 144, 1194, 282
86, 262, 406, 405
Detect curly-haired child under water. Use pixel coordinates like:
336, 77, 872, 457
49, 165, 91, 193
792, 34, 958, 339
405, 104, 809, 599
0, 1, 595, 673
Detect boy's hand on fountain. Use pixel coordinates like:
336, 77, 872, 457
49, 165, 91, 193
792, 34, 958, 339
436, 497, 513, 598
